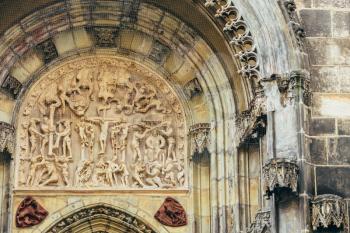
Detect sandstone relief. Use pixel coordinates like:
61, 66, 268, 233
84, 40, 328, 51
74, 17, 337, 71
16, 56, 187, 190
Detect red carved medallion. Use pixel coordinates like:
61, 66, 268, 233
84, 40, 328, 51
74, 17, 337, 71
154, 197, 187, 227
16, 196, 48, 228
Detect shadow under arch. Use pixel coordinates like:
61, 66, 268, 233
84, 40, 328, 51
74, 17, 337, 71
42, 203, 164, 233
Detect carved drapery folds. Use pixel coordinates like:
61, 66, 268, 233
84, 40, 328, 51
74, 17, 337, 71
247, 210, 271, 233
16, 196, 48, 228
0, 122, 14, 154
16, 56, 187, 190
189, 123, 211, 155
263, 158, 299, 198
204, 0, 260, 80
154, 197, 187, 227
311, 194, 348, 231
45, 204, 156, 233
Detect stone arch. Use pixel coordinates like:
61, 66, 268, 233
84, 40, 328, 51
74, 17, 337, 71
39, 202, 168, 233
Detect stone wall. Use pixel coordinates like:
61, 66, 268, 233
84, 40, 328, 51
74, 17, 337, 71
297, 0, 350, 231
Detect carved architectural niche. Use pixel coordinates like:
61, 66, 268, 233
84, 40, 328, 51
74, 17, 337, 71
184, 78, 203, 99
204, 0, 261, 80
311, 194, 348, 231
46, 204, 156, 233
154, 197, 187, 227
16, 196, 48, 228
1, 74, 22, 99
189, 123, 211, 155
263, 158, 299, 198
236, 85, 266, 144
0, 122, 15, 154
36, 39, 58, 64
87, 26, 118, 48
247, 210, 271, 233
148, 40, 171, 65
15, 56, 187, 190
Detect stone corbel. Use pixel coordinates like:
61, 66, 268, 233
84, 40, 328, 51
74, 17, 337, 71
263, 158, 299, 198
189, 123, 211, 156
247, 210, 271, 233
311, 194, 348, 231
0, 122, 15, 155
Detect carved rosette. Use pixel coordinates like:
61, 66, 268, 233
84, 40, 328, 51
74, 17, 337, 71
0, 122, 14, 154
154, 197, 187, 227
16, 56, 187, 190
311, 194, 348, 231
16, 196, 48, 228
263, 158, 299, 197
189, 123, 211, 155
247, 210, 271, 233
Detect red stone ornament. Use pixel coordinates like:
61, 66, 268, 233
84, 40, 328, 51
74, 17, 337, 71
154, 197, 187, 227
16, 196, 48, 228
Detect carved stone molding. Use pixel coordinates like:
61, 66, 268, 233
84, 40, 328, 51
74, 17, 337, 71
1, 75, 22, 99
311, 194, 348, 231
279, 0, 306, 48
0, 122, 14, 154
189, 123, 211, 155
16, 196, 48, 228
236, 85, 267, 145
36, 39, 58, 64
263, 158, 299, 198
154, 197, 187, 227
204, 0, 261, 80
247, 210, 271, 233
45, 204, 156, 233
87, 26, 118, 48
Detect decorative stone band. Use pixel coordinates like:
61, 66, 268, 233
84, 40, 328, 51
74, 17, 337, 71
204, 0, 261, 80
263, 158, 299, 198
189, 123, 211, 155
247, 210, 271, 233
0, 122, 14, 154
311, 194, 348, 231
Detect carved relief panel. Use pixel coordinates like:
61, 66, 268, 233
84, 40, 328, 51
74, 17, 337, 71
15, 56, 187, 190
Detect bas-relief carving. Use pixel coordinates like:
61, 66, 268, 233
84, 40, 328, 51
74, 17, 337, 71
154, 197, 187, 227
16, 196, 48, 228
247, 210, 271, 233
0, 122, 15, 154
16, 56, 187, 190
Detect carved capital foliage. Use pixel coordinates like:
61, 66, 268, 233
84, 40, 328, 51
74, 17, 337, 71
1, 75, 22, 99
154, 197, 187, 227
16, 196, 48, 228
236, 87, 267, 145
247, 210, 271, 233
263, 158, 299, 198
312, 194, 348, 231
0, 122, 15, 154
204, 0, 261, 80
46, 204, 156, 233
279, 0, 306, 48
189, 123, 211, 155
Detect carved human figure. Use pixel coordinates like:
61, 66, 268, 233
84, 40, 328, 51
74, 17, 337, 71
145, 130, 166, 162
28, 119, 43, 155
95, 155, 110, 186
160, 122, 176, 161
111, 123, 129, 162
75, 159, 94, 187
131, 124, 149, 162
162, 158, 177, 187
145, 160, 171, 188
54, 120, 72, 158
117, 161, 130, 187
97, 70, 116, 116
55, 156, 72, 186
38, 158, 60, 186
39, 117, 50, 156
133, 82, 167, 113
76, 121, 95, 160
131, 161, 146, 187
176, 159, 185, 186
26, 154, 44, 186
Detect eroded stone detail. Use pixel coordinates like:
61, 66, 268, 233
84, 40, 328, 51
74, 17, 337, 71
311, 194, 348, 231
247, 210, 271, 233
148, 40, 171, 64
16, 56, 187, 190
205, 0, 260, 80
189, 123, 211, 154
1, 75, 22, 99
0, 122, 15, 154
46, 204, 156, 233
36, 39, 58, 64
184, 78, 203, 99
16, 196, 48, 228
263, 158, 299, 198
88, 26, 118, 48
154, 197, 187, 227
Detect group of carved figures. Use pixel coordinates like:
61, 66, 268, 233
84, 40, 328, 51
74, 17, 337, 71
18, 65, 186, 189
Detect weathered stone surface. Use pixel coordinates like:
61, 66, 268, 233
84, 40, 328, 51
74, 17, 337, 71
310, 118, 335, 136
300, 10, 331, 37
313, 0, 346, 8
310, 138, 326, 164
316, 167, 350, 197
333, 11, 350, 37
329, 137, 350, 165
311, 66, 339, 93
338, 119, 350, 135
